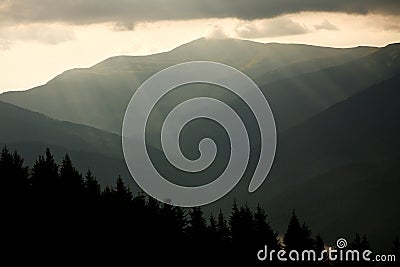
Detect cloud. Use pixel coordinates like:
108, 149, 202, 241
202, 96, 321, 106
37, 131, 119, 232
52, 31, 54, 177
382, 23, 400, 31
375, 16, 400, 32
0, 24, 75, 45
314, 20, 338, 31
111, 21, 135, 32
0, 39, 11, 50
0, 0, 400, 26
206, 25, 229, 39
235, 18, 309, 38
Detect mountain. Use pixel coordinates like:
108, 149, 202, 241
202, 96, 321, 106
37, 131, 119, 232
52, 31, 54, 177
1, 38, 399, 248
261, 43, 400, 131
254, 74, 400, 248
0, 101, 121, 157
267, 73, 400, 188
0, 38, 376, 134
266, 161, 400, 251
0, 101, 131, 186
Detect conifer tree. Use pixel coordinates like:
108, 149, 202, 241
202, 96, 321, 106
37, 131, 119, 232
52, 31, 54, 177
60, 154, 83, 189
238, 204, 253, 244
114, 175, 132, 203
208, 213, 218, 236
84, 169, 101, 198
187, 207, 207, 240
229, 199, 240, 242
349, 233, 370, 250
315, 235, 325, 254
30, 148, 60, 209
0, 147, 29, 204
253, 204, 280, 249
284, 210, 314, 250
31, 148, 59, 191
301, 222, 315, 249
217, 209, 230, 241
59, 154, 83, 208
173, 206, 187, 231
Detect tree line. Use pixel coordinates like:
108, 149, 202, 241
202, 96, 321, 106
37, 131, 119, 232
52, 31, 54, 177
1, 147, 399, 266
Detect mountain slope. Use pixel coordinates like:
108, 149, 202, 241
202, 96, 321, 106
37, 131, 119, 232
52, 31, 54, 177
266, 161, 400, 250
249, 74, 400, 248
0, 38, 375, 134
267, 72, 400, 187
0, 101, 122, 158
0, 39, 399, 248
0, 101, 134, 185
262, 43, 400, 131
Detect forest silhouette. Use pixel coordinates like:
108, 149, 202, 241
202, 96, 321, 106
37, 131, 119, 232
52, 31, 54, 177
1, 147, 399, 266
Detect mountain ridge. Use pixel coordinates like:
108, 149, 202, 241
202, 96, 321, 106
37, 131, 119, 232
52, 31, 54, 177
0, 100, 122, 158
1, 38, 399, 249
0, 38, 380, 134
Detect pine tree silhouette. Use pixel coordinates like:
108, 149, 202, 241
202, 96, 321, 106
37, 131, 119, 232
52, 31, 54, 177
217, 209, 230, 241
84, 169, 101, 200
253, 204, 281, 250
300, 222, 315, 249
209, 213, 217, 232
315, 235, 325, 254
284, 210, 302, 251
284, 210, 314, 251
102, 185, 113, 202
187, 207, 207, 240
340, 234, 373, 266
59, 154, 84, 212
30, 148, 59, 193
159, 202, 187, 241
349, 233, 370, 251
229, 202, 257, 264
114, 175, 133, 203
0, 147, 29, 207
1, 147, 32, 264
173, 205, 188, 231
6, 148, 389, 266
207, 212, 218, 243
229, 199, 240, 242
60, 154, 83, 189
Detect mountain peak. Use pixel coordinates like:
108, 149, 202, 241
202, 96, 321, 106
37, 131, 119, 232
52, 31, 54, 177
168, 37, 267, 55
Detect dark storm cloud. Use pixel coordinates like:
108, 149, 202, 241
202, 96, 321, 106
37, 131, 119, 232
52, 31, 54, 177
1, 0, 399, 26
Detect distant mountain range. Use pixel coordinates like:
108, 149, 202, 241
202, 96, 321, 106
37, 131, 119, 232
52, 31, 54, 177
0, 38, 377, 134
262, 43, 400, 131
0, 38, 399, 248
260, 74, 400, 248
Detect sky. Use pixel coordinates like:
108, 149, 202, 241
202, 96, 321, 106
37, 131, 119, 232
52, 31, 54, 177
1, 0, 400, 93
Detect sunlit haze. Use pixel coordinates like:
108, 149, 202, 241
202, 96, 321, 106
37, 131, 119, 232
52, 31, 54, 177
1, 6, 400, 92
